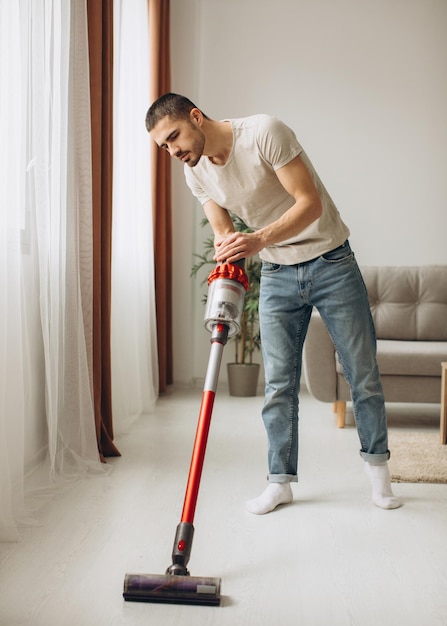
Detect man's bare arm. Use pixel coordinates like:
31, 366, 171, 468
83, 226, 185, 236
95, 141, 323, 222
202, 199, 235, 249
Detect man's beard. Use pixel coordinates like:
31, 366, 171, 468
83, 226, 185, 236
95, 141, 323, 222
187, 125, 206, 167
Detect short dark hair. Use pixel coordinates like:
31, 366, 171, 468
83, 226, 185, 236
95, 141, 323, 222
145, 93, 208, 132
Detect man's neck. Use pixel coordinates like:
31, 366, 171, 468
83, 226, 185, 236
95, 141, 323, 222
203, 119, 233, 165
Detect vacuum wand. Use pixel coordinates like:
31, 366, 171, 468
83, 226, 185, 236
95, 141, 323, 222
180, 324, 230, 524
123, 261, 248, 606
167, 322, 229, 578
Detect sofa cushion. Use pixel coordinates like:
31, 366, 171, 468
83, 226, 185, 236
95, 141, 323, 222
335, 339, 447, 377
361, 266, 447, 341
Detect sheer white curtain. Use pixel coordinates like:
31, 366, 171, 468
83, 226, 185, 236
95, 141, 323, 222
0, 1, 104, 541
112, 0, 159, 432
0, 2, 28, 541
31, 1, 102, 478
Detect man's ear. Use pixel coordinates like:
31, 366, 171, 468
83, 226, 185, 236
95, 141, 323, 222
190, 108, 203, 126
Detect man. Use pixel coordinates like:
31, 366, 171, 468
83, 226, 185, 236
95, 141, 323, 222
146, 93, 401, 514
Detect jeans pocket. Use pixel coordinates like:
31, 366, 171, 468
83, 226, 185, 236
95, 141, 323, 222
261, 261, 282, 274
321, 240, 353, 264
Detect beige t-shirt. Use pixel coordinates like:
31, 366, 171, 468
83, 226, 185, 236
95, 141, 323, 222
184, 114, 350, 264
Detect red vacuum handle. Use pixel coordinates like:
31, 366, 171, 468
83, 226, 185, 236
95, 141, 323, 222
181, 323, 229, 523
181, 389, 216, 523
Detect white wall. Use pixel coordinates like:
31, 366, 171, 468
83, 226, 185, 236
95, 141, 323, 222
170, 0, 447, 385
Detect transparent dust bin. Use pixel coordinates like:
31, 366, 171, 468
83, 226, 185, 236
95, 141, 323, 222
204, 277, 246, 337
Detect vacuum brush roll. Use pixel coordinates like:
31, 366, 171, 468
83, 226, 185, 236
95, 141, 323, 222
123, 573, 221, 606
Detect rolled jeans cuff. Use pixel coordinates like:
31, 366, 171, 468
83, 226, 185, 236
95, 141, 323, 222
268, 474, 298, 483
360, 450, 390, 464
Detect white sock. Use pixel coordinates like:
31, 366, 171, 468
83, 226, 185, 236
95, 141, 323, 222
245, 482, 293, 515
364, 462, 402, 510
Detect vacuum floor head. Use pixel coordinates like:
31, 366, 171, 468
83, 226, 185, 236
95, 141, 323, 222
123, 573, 221, 606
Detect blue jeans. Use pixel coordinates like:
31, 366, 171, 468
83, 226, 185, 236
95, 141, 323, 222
259, 241, 390, 483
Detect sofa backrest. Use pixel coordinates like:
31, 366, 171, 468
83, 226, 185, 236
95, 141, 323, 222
361, 266, 447, 341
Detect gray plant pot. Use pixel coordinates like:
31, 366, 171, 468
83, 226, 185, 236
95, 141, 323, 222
227, 363, 260, 397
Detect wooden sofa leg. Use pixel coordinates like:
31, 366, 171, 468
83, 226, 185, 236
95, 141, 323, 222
335, 401, 346, 428
441, 363, 447, 445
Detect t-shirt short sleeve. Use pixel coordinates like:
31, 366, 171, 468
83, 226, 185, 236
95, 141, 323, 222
256, 116, 303, 171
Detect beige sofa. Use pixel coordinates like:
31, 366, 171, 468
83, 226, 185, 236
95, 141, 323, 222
303, 265, 447, 428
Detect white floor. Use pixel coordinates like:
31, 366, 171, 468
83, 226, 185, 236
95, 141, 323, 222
1, 387, 447, 626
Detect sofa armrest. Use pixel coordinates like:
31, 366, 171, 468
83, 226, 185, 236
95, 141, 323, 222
303, 311, 337, 402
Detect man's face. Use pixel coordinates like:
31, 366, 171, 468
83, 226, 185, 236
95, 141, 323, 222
150, 114, 205, 167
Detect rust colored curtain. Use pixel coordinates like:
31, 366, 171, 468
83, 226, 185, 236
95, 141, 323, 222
148, 0, 173, 392
87, 0, 120, 459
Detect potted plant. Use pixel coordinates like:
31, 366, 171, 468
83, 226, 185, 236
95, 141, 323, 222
191, 215, 262, 396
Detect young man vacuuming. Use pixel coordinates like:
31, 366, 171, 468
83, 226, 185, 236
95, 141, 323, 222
146, 93, 401, 514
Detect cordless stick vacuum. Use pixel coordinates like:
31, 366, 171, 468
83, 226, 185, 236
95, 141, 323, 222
123, 261, 248, 606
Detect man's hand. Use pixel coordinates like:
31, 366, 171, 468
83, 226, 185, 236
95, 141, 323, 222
214, 231, 265, 263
